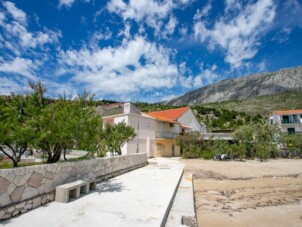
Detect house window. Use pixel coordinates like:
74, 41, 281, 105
147, 121, 151, 128
287, 128, 295, 134
293, 115, 297, 122
282, 115, 289, 123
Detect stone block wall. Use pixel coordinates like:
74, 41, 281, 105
0, 153, 147, 221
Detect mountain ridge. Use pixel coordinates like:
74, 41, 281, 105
165, 66, 302, 106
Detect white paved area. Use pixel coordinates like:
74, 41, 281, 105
2, 159, 184, 227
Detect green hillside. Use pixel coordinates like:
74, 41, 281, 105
202, 91, 302, 116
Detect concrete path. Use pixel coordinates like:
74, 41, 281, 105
2, 158, 184, 227
165, 171, 196, 227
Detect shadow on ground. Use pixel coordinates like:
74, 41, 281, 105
97, 179, 128, 194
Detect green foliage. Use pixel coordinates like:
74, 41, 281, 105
176, 132, 226, 159
135, 102, 183, 113
176, 132, 203, 158
234, 123, 280, 161
212, 139, 230, 155
192, 105, 264, 131
0, 92, 37, 167
229, 143, 246, 161
100, 122, 136, 155
32, 90, 103, 163
280, 133, 302, 158
0, 82, 104, 166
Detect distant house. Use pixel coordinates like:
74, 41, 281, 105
97, 103, 206, 157
270, 110, 302, 134
98, 103, 155, 157
145, 107, 207, 157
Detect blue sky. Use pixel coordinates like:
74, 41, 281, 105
0, 0, 302, 102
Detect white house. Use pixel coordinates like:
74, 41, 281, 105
270, 110, 302, 134
98, 103, 206, 157
98, 103, 155, 157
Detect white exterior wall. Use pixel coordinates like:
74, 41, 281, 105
272, 113, 302, 134
178, 109, 207, 133
127, 114, 155, 157
106, 113, 155, 157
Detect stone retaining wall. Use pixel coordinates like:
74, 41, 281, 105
0, 153, 147, 221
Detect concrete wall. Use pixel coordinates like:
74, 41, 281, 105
0, 153, 147, 221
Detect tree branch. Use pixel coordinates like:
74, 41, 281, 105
0, 145, 15, 162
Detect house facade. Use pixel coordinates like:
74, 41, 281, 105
270, 110, 302, 134
98, 103, 155, 157
98, 103, 206, 157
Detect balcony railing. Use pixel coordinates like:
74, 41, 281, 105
156, 131, 179, 139
281, 119, 301, 124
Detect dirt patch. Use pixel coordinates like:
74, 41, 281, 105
182, 159, 302, 227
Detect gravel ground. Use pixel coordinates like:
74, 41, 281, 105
181, 159, 302, 227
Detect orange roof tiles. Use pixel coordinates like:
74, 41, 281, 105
146, 107, 190, 121
273, 110, 302, 115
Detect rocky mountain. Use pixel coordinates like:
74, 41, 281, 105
165, 66, 302, 106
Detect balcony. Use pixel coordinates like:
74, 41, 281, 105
281, 119, 301, 124
156, 131, 179, 139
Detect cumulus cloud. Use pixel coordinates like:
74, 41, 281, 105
194, 0, 276, 68
193, 64, 219, 88
58, 0, 91, 8
0, 1, 60, 52
3, 1, 27, 24
0, 57, 39, 80
58, 36, 179, 97
0, 1, 62, 95
107, 0, 189, 38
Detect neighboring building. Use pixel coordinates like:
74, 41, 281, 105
145, 107, 207, 157
97, 103, 206, 157
270, 110, 302, 134
98, 103, 155, 157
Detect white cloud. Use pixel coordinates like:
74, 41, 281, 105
58, 36, 179, 97
194, 0, 212, 19
194, 0, 276, 68
58, 0, 75, 8
58, 0, 91, 8
89, 29, 113, 49
107, 0, 174, 22
0, 1, 60, 51
0, 77, 20, 95
3, 1, 27, 25
107, 0, 188, 38
118, 22, 131, 39
0, 57, 37, 79
163, 16, 178, 37
193, 64, 219, 88
224, 0, 241, 12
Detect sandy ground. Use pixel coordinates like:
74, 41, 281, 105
181, 159, 302, 227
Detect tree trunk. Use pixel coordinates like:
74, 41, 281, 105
47, 144, 62, 163
63, 148, 67, 161
13, 160, 18, 167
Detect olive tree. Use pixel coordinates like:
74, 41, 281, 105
234, 123, 280, 161
176, 132, 204, 158
0, 95, 36, 167
33, 92, 103, 163
280, 133, 302, 158
100, 122, 136, 155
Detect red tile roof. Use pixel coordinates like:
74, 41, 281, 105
273, 110, 302, 115
146, 107, 190, 121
